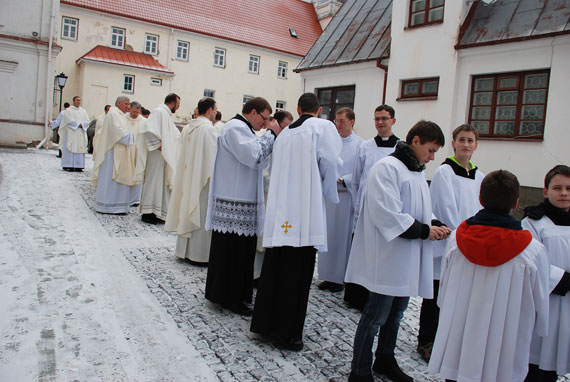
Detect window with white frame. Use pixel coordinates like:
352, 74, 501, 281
203, 89, 215, 98
111, 27, 125, 49
249, 55, 260, 74
243, 95, 253, 106
176, 40, 189, 61
61, 17, 78, 41
276, 101, 286, 111
145, 34, 159, 55
123, 74, 134, 93
277, 61, 288, 79
214, 47, 226, 68
150, 78, 162, 86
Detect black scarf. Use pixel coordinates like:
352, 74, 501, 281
465, 209, 522, 230
390, 141, 424, 172
524, 199, 570, 226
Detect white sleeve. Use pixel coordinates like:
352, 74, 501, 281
118, 130, 134, 145
317, 125, 343, 204
350, 145, 366, 212
430, 166, 461, 229
221, 127, 274, 169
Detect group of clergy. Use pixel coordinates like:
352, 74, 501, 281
65, 89, 568, 382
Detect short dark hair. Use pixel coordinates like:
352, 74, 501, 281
72, 96, 80, 102
480, 170, 519, 212
215, 111, 222, 121
243, 97, 272, 115
406, 120, 445, 147
104, 105, 111, 112
544, 165, 570, 189
164, 93, 180, 105
274, 110, 293, 125
64, 102, 70, 108
197, 97, 216, 115
141, 107, 150, 116
375, 104, 395, 118
452, 124, 479, 141
298, 93, 320, 114
336, 107, 355, 121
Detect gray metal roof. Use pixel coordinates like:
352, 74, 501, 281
458, 0, 570, 48
295, 0, 392, 72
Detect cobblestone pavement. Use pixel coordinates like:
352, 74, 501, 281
1, 148, 568, 382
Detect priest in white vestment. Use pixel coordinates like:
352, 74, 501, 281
213, 111, 224, 135
417, 124, 484, 362
204, 97, 279, 316
345, 121, 450, 382
251, 93, 342, 352
59, 96, 90, 171
165, 97, 219, 265
522, 165, 570, 381
91, 104, 110, 156
428, 170, 550, 382
121, 102, 144, 205
317, 107, 363, 293
92, 96, 138, 214
134, 93, 181, 224
344, 104, 400, 310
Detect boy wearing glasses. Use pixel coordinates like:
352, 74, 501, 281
345, 105, 399, 310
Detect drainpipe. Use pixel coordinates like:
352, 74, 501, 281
376, 59, 388, 105
37, 0, 58, 149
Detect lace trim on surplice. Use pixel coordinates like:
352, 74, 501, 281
210, 197, 258, 236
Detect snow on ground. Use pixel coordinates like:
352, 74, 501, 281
0, 148, 568, 382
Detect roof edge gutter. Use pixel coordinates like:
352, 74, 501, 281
376, 58, 388, 105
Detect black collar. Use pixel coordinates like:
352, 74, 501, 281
466, 209, 522, 230
524, 199, 570, 226
232, 114, 255, 135
442, 157, 478, 179
289, 114, 313, 129
390, 141, 424, 172
374, 134, 399, 148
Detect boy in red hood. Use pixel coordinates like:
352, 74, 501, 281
428, 170, 550, 382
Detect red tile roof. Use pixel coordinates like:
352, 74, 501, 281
76, 45, 174, 75
62, 0, 322, 57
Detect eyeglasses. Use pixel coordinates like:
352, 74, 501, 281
374, 116, 392, 122
258, 112, 268, 121
334, 119, 349, 124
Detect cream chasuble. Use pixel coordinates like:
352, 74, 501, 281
59, 106, 90, 154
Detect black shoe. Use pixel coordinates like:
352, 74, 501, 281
372, 354, 413, 382
318, 281, 344, 292
348, 372, 374, 382
225, 302, 252, 316
274, 337, 303, 351
416, 341, 433, 363
141, 213, 159, 224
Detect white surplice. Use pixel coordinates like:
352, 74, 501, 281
205, 115, 274, 236
428, 231, 550, 382
59, 106, 89, 169
318, 132, 363, 283
262, 116, 342, 252
165, 116, 219, 262
430, 160, 484, 279
350, 136, 398, 230
92, 106, 136, 214
136, 104, 180, 219
344, 155, 434, 298
522, 216, 570, 375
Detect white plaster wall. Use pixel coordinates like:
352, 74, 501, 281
56, 6, 304, 124
453, 36, 570, 188
300, 61, 385, 139
0, 0, 56, 39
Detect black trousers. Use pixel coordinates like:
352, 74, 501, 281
525, 364, 558, 382
205, 231, 257, 310
418, 279, 440, 344
250, 246, 316, 340
344, 282, 370, 311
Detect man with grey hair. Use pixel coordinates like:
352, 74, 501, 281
92, 96, 139, 214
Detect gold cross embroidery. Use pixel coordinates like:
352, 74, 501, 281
281, 221, 292, 233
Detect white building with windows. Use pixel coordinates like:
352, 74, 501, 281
0, 0, 62, 145
54, 0, 323, 124
297, 0, 570, 199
